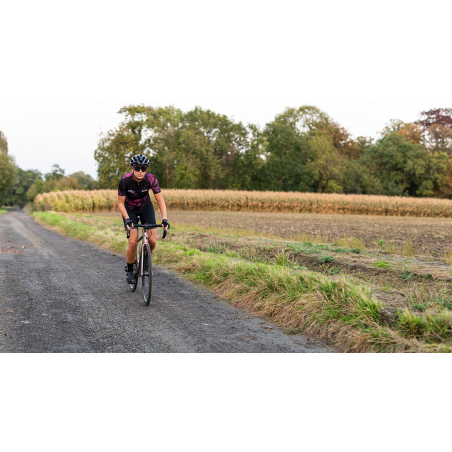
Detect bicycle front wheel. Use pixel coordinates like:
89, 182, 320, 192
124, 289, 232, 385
129, 261, 138, 292
141, 244, 153, 306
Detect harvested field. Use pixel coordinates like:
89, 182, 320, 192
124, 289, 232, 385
95, 210, 452, 259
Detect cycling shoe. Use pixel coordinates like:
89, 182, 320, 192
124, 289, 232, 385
126, 271, 136, 284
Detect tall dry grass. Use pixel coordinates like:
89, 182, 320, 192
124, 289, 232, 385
33, 190, 118, 213
34, 189, 452, 217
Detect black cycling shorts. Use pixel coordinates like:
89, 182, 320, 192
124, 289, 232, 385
122, 203, 156, 231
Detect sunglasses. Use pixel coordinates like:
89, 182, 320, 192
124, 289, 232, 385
133, 166, 147, 172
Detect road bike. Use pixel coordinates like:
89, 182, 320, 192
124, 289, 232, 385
125, 224, 168, 306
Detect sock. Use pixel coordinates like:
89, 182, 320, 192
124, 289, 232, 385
127, 262, 134, 272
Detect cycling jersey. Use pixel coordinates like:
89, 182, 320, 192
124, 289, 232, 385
118, 172, 161, 210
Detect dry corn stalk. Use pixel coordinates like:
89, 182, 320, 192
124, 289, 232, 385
34, 189, 452, 217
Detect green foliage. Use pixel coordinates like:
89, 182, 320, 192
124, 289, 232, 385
342, 159, 384, 194
0, 131, 16, 206
0, 131, 8, 153
398, 310, 452, 342
317, 255, 335, 263
262, 107, 317, 192
20, 165, 98, 203
69, 172, 97, 190
374, 261, 390, 269
4, 167, 41, 206
366, 133, 450, 197
95, 105, 255, 190
93, 105, 452, 199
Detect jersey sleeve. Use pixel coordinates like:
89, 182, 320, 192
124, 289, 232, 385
118, 176, 127, 196
148, 173, 161, 194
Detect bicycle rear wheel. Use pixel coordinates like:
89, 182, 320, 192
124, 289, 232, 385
141, 244, 152, 306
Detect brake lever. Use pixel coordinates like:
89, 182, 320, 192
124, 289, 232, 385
162, 229, 168, 239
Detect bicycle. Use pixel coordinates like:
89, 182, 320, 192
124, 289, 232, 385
125, 223, 168, 306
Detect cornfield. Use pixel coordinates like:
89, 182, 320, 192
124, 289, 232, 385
33, 190, 118, 213
34, 189, 452, 217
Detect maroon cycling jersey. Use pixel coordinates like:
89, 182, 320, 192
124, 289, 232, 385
118, 172, 161, 210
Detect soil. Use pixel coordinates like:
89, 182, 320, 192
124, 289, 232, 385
164, 210, 452, 258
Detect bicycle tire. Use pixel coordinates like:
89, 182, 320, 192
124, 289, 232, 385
129, 261, 138, 292
142, 244, 152, 306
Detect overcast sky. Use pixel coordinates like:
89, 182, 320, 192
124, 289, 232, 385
1, 0, 451, 179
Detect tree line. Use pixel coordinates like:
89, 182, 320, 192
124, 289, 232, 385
2, 105, 452, 207
0, 140, 96, 207
95, 106, 452, 198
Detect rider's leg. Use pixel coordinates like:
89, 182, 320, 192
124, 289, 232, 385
149, 228, 157, 252
139, 202, 157, 251
126, 228, 138, 263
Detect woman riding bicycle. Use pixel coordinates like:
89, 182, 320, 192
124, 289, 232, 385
118, 154, 170, 284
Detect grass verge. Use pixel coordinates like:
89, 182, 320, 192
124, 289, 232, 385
0, 208, 7, 215
32, 211, 452, 353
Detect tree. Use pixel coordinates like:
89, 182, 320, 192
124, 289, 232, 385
416, 108, 452, 129
5, 168, 42, 206
0, 130, 16, 206
397, 123, 423, 144
263, 107, 324, 192
342, 160, 384, 195
177, 107, 248, 189
415, 108, 452, 156
0, 131, 8, 153
145, 106, 183, 188
366, 132, 449, 197
45, 164, 65, 181
69, 171, 97, 190
231, 124, 267, 190
306, 133, 344, 193
425, 124, 452, 154
0, 153, 16, 206
25, 165, 85, 200
95, 124, 144, 188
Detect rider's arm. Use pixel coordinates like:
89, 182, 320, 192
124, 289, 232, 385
154, 193, 168, 227
118, 196, 129, 222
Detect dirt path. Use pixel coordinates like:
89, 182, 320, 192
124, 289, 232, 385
0, 211, 331, 353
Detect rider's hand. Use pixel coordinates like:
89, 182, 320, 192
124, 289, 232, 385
162, 219, 170, 230
125, 218, 134, 230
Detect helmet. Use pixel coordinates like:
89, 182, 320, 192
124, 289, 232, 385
130, 154, 149, 167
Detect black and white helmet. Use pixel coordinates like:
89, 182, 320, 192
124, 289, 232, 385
130, 154, 149, 167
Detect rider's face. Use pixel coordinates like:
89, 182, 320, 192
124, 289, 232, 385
132, 166, 146, 180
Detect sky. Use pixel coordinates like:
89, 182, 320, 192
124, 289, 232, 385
1, 0, 451, 179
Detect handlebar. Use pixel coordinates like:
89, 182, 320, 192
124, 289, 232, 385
134, 224, 164, 228
127, 223, 168, 239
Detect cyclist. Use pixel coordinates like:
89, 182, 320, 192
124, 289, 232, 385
118, 154, 170, 284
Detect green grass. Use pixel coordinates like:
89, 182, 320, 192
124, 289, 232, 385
0, 208, 7, 215
287, 242, 362, 255
374, 260, 390, 269
317, 255, 335, 264
32, 211, 452, 353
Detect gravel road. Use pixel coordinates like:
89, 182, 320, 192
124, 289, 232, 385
0, 211, 331, 352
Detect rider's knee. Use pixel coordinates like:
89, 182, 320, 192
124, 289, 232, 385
128, 237, 138, 247
149, 238, 157, 247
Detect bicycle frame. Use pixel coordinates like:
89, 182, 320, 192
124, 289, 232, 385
127, 224, 167, 277
135, 228, 150, 277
